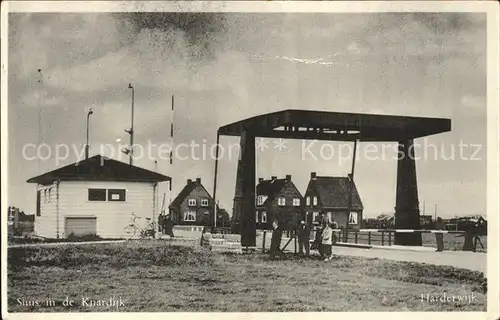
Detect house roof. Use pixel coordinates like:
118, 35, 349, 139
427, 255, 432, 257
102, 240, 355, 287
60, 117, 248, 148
256, 178, 288, 206
256, 177, 303, 206
310, 176, 363, 210
170, 179, 212, 208
27, 155, 171, 184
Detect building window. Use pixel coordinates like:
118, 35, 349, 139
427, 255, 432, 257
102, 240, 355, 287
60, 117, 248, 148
256, 211, 259, 222
201, 199, 209, 207
306, 196, 311, 206
204, 211, 209, 215
184, 211, 196, 222
278, 197, 286, 206
48, 188, 52, 203
257, 196, 265, 206
293, 198, 300, 206
44, 189, 47, 203
313, 196, 318, 206
349, 212, 358, 225
88, 189, 107, 201
108, 189, 126, 202
262, 211, 267, 223
188, 199, 196, 206
313, 212, 319, 223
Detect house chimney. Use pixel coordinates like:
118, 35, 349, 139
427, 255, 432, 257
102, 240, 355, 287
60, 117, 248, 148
258, 178, 264, 183
271, 176, 277, 181
311, 172, 317, 179
285, 174, 291, 181
187, 179, 192, 184
196, 178, 201, 184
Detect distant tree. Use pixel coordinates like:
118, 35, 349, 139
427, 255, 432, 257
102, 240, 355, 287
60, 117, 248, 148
216, 207, 231, 228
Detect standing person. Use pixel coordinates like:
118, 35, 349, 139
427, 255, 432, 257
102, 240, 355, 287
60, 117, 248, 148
269, 220, 283, 259
472, 217, 485, 252
157, 214, 164, 234
165, 214, 175, 238
320, 217, 334, 261
297, 220, 310, 257
330, 218, 338, 245
435, 217, 445, 252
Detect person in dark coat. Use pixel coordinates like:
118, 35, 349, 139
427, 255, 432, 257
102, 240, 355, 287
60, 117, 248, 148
435, 217, 445, 252
165, 214, 175, 237
297, 220, 310, 257
269, 220, 283, 258
472, 217, 485, 252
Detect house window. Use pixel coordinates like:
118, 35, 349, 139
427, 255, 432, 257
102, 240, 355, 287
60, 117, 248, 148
261, 211, 267, 223
257, 196, 265, 206
88, 189, 107, 201
312, 212, 319, 223
278, 197, 286, 206
201, 199, 209, 207
293, 198, 300, 206
306, 196, 311, 206
188, 199, 196, 206
184, 211, 196, 222
48, 188, 52, 203
108, 189, 126, 202
204, 211, 209, 215
313, 196, 318, 206
44, 189, 47, 203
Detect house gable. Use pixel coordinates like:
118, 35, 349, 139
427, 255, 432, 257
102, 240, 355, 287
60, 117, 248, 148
268, 180, 304, 208
170, 178, 214, 225
179, 185, 213, 209
304, 173, 363, 211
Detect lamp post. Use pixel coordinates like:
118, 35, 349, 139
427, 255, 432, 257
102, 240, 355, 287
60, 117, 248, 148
85, 109, 93, 159
125, 83, 135, 165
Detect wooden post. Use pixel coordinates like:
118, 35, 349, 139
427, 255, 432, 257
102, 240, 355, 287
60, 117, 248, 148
294, 232, 297, 254
381, 231, 385, 246
355, 231, 358, 244
262, 231, 266, 253
388, 232, 392, 246
368, 232, 371, 245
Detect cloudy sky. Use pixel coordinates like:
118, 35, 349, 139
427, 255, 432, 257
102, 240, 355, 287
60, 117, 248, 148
8, 12, 486, 218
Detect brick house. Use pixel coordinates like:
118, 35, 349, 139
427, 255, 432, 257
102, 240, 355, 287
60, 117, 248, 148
255, 175, 304, 230
169, 178, 214, 226
304, 172, 363, 229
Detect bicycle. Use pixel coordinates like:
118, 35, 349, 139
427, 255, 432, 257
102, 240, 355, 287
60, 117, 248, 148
123, 213, 155, 239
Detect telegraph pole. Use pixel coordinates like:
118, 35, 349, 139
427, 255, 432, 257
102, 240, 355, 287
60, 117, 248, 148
85, 109, 93, 159
125, 83, 135, 165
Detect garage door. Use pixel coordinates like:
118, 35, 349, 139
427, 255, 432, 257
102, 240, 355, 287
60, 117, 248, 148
65, 217, 97, 237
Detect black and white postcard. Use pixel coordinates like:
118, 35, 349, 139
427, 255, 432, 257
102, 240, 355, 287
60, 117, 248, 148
1, 1, 499, 319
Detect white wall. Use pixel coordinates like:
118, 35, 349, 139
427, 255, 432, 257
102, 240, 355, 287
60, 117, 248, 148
34, 182, 58, 238
36, 180, 157, 239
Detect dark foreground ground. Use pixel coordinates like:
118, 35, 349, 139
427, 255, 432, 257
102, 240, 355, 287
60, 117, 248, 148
7, 241, 487, 312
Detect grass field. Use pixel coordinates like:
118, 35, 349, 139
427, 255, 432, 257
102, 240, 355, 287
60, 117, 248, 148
8, 241, 487, 312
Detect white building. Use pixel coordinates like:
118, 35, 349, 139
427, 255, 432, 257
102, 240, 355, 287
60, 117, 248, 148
27, 155, 171, 239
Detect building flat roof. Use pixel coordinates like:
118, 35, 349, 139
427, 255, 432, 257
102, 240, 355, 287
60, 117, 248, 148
218, 109, 451, 141
27, 155, 171, 185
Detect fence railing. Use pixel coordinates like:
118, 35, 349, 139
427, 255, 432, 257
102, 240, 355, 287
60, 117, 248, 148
258, 228, 483, 253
